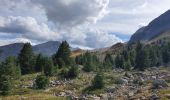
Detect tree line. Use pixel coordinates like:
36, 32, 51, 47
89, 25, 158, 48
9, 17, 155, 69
1, 40, 170, 95
76, 41, 170, 72
0, 41, 79, 95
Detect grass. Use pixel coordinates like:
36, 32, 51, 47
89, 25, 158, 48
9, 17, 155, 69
3, 68, 170, 99
159, 89, 170, 100
0, 93, 70, 100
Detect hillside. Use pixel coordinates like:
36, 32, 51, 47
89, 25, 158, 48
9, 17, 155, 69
149, 29, 170, 44
129, 10, 170, 43
0, 41, 61, 62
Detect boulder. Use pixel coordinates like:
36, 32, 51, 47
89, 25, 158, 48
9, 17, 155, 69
166, 94, 170, 99
152, 79, 168, 89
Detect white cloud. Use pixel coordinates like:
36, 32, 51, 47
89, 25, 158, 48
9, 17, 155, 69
32, 0, 109, 27
97, 0, 170, 35
0, 0, 170, 48
0, 37, 32, 46
0, 16, 60, 41
0, 16, 122, 48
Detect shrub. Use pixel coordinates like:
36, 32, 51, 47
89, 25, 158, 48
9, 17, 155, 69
0, 75, 12, 95
34, 75, 49, 89
92, 73, 104, 89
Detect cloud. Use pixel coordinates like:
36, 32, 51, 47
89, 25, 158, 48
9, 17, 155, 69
32, 0, 109, 27
0, 16, 60, 41
0, 0, 170, 48
100, 0, 170, 35
0, 16, 122, 48
85, 29, 122, 48
0, 37, 31, 46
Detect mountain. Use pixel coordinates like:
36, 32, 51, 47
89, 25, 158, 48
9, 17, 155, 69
149, 29, 170, 44
129, 10, 170, 43
0, 41, 61, 62
33, 41, 60, 56
0, 43, 24, 62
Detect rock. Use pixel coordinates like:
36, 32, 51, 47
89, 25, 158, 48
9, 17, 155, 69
105, 86, 116, 93
89, 95, 100, 100
150, 94, 160, 100
140, 96, 146, 100
59, 92, 66, 96
115, 78, 128, 85
152, 79, 168, 89
128, 91, 134, 97
166, 94, 170, 99
99, 94, 108, 100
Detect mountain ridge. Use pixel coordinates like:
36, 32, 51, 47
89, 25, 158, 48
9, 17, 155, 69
129, 10, 170, 43
0, 41, 61, 62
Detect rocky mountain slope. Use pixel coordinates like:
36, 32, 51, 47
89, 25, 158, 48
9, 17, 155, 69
129, 10, 170, 43
0, 41, 61, 62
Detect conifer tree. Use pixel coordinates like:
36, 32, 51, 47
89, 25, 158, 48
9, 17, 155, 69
18, 43, 35, 74
115, 54, 124, 68
34, 75, 49, 89
53, 41, 72, 68
35, 54, 44, 72
103, 54, 114, 69
43, 58, 57, 76
0, 57, 21, 79
92, 73, 104, 89
0, 75, 12, 95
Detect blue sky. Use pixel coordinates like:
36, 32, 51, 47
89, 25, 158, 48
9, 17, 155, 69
0, 0, 170, 49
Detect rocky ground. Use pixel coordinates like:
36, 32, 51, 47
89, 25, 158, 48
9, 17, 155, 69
1, 67, 170, 100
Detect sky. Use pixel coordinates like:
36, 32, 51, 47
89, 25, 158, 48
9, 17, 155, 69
0, 0, 170, 49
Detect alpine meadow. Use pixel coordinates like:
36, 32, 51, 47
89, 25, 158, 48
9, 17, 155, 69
0, 0, 170, 100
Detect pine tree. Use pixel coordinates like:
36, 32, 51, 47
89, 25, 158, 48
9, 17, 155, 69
35, 54, 45, 72
67, 65, 79, 78
149, 46, 158, 67
0, 57, 21, 79
115, 54, 124, 68
53, 41, 72, 68
0, 75, 12, 95
135, 44, 150, 71
18, 43, 35, 74
129, 50, 136, 67
83, 52, 95, 72
43, 58, 57, 76
83, 61, 94, 72
124, 60, 132, 71
103, 54, 114, 69
92, 73, 104, 89
162, 43, 170, 64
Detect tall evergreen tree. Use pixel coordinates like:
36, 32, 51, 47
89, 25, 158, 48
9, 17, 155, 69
67, 65, 79, 78
135, 42, 150, 71
53, 41, 72, 68
18, 43, 35, 74
0, 57, 21, 79
92, 73, 104, 89
43, 58, 57, 76
35, 54, 45, 72
103, 54, 114, 69
115, 54, 124, 68
162, 43, 170, 64
135, 42, 144, 70
83, 52, 95, 72
0, 75, 12, 95
149, 46, 158, 67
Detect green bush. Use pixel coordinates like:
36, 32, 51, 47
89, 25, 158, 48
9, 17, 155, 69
92, 73, 104, 89
0, 75, 12, 95
34, 75, 49, 89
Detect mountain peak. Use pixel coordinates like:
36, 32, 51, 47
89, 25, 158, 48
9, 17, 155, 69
129, 10, 170, 43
